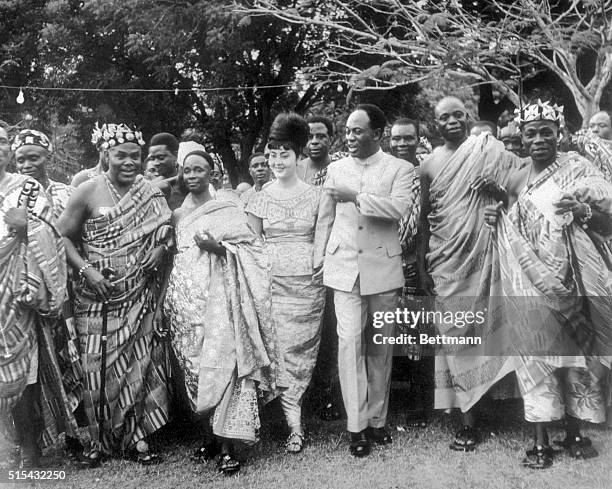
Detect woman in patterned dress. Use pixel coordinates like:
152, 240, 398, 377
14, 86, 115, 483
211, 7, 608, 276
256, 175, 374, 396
246, 113, 325, 453
162, 147, 282, 474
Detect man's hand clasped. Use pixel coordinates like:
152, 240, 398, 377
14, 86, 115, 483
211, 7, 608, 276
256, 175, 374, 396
327, 186, 358, 204
82, 267, 114, 303
4, 207, 27, 237
554, 193, 590, 220
470, 176, 508, 206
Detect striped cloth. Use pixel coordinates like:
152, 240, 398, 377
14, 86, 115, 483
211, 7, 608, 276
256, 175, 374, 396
574, 132, 612, 183
0, 173, 75, 446
73, 175, 172, 453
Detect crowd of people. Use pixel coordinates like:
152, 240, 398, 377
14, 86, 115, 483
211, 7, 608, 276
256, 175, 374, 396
0, 97, 611, 475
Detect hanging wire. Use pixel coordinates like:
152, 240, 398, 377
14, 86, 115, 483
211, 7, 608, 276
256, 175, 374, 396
0, 83, 308, 93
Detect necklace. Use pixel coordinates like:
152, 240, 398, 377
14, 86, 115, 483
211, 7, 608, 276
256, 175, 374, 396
104, 175, 122, 205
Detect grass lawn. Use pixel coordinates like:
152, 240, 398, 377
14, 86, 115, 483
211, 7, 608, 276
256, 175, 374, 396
2, 386, 610, 489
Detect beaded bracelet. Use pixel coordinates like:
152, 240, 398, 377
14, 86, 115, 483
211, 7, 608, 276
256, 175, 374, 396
78, 263, 92, 278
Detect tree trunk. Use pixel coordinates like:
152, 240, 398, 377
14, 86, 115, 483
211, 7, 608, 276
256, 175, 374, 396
574, 94, 600, 129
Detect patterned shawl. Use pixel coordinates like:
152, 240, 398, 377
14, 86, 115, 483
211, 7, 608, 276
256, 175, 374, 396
0, 173, 71, 442
498, 152, 612, 392
73, 175, 172, 452
574, 133, 612, 183
46, 179, 74, 220
426, 134, 521, 411
164, 192, 282, 415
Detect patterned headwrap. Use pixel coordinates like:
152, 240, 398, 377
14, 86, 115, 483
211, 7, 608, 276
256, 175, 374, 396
515, 99, 564, 127
177, 141, 206, 167
11, 129, 53, 152
91, 122, 145, 150
177, 141, 225, 174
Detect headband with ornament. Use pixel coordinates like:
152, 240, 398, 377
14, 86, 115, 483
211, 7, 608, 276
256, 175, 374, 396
11, 129, 53, 152
514, 99, 564, 127
91, 122, 145, 150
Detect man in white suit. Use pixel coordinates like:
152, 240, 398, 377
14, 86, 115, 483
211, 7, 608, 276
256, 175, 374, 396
314, 104, 414, 457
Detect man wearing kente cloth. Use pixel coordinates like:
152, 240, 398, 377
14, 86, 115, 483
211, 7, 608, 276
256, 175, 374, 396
486, 100, 612, 469
58, 123, 172, 466
417, 96, 520, 452
392, 118, 434, 428
13, 130, 85, 457
0, 126, 76, 468
13, 129, 74, 219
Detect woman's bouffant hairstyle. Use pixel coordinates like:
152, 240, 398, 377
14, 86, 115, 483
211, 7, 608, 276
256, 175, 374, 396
267, 112, 310, 156
177, 150, 215, 195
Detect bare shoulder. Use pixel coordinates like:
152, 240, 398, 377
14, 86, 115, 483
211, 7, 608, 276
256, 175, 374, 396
420, 151, 437, 178
69, 178, 99, 205
71, 168, 96, 187
507, 164, 530, 196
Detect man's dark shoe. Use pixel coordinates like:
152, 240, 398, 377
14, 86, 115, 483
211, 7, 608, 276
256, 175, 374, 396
367, 427, 392, 445
349, 430, 371, 458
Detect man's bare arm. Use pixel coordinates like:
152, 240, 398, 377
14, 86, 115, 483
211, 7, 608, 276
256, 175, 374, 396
57, 183, 114, 301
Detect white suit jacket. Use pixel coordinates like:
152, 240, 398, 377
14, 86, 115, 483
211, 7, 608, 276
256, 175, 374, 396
313, 149, 414, 295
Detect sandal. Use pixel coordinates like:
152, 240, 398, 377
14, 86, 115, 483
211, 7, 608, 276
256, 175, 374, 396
449, 426, 479, 452
76, 449, 101, 469
521, 445, 553, 469
131, 450, 162, 466
554, 436, 598, 460
216, 453, 240, 475
285, 432, 305, 454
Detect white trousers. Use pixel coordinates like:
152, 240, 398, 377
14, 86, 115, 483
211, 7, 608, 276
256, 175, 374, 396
334, 283, 398, 432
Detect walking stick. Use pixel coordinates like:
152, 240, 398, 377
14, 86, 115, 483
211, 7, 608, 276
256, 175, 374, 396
98, 268, 114, 444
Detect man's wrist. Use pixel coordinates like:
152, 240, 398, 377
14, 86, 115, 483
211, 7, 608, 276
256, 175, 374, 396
78, 262, 92, 278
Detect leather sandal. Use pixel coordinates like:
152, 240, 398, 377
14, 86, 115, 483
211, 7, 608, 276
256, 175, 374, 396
76, 449, 102, 469
285, 432, 305, 454
554, 436, 598, 460
449, 426, 479, 452
521, 445, 553, 469
130, 450, 162, 466
217, 453, 240, 475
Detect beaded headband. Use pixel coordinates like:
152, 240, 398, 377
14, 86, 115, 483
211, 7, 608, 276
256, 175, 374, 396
91, 122, 145, 150
11, 129, 53, 152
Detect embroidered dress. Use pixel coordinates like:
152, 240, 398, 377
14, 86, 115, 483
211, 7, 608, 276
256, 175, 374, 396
0, 173, 76, 446
164, 191, 282, 443
246, 185, 324, 427
73, 175, 172, 453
